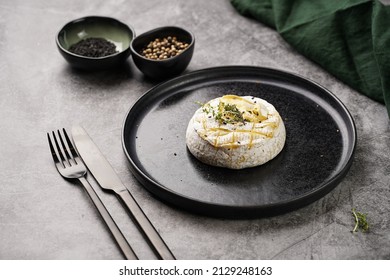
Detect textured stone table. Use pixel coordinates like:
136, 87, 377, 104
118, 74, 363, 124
0, 0, 389, 260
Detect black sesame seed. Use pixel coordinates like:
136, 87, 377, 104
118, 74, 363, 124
68, 37, 118, 57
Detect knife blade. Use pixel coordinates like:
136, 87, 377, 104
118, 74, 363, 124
72, 125, 175, 260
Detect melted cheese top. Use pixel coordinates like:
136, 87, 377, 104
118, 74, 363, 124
193, 95, 281, 149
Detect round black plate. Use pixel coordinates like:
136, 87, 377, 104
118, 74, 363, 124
122, 66, 356, 218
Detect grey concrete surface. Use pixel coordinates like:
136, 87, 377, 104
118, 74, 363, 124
0, 0, 389, 260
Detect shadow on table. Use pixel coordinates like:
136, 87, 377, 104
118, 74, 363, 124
64, 61, 134, 88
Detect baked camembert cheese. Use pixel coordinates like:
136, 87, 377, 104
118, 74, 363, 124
186, 94, 286, 169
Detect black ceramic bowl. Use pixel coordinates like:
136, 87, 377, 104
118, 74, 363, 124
56, 16, 135, 70
130, 26, 195, 80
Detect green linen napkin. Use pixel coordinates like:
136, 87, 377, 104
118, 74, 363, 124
230, 0, 390, 117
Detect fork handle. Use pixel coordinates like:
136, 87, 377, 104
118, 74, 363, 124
78, 177, 138, 260
117, 190, 176, 260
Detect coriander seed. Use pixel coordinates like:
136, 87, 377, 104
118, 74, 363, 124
140, 36, 189, 60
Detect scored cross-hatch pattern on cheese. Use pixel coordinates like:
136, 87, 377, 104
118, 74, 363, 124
196, 95, 280, 149
186, 94, 286, 169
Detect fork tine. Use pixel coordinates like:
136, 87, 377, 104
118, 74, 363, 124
47, 132, 61, 166
63, 128, 79, 160
52, 130, 69, 167
58, 129, 73, 165
56, 129, 73, 167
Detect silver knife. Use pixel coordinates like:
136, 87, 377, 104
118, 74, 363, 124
72, 125, 175, 260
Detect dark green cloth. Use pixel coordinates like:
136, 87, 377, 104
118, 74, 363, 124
230, 0, 390, 118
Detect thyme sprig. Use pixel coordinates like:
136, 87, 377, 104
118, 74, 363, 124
352, 208, 369, 233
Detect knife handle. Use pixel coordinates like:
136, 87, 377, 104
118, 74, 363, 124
117, 190, 176, 260
78, 177, 138, 260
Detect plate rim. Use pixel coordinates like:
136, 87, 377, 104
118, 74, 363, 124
121, 65, 357, 217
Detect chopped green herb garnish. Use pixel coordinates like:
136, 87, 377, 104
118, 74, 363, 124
196, 100, 246, 125
215, 102, 245, 124
195, 101, 205, 106
352, 208, 369, 233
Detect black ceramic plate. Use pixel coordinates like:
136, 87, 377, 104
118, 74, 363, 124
122, 66, 356, 218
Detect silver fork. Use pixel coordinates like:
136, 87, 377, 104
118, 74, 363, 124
47, 128, 138, 260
